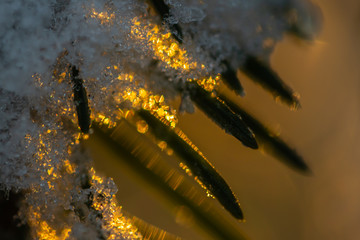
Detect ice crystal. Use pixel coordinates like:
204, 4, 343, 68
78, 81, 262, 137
0, 0, 321, 239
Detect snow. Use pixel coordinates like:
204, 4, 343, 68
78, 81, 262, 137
0, 0, 321, 239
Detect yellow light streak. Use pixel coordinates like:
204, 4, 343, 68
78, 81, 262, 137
179, 162, 214, 199
176, 129, 215, 199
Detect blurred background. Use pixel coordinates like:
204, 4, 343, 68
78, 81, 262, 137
92, 0, 360, 239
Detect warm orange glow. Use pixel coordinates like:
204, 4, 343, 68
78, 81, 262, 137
53, 71, 67, 83
63, 159, 76, 174
32, 73, 43, 87
89, 168, 141, 239
25, 9, 227, 239
136, 120, 149, 134
90, 8, 115, 24
179, 162, 193, 176
130, 17, 221, 92
112, 71, 178, 128
157, 141, 167, 151
28, 207, 71, 240
131, 18, 197, 71
175, 129, 215, 198
174, 128, 207, 160
179, 162, 214, 199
